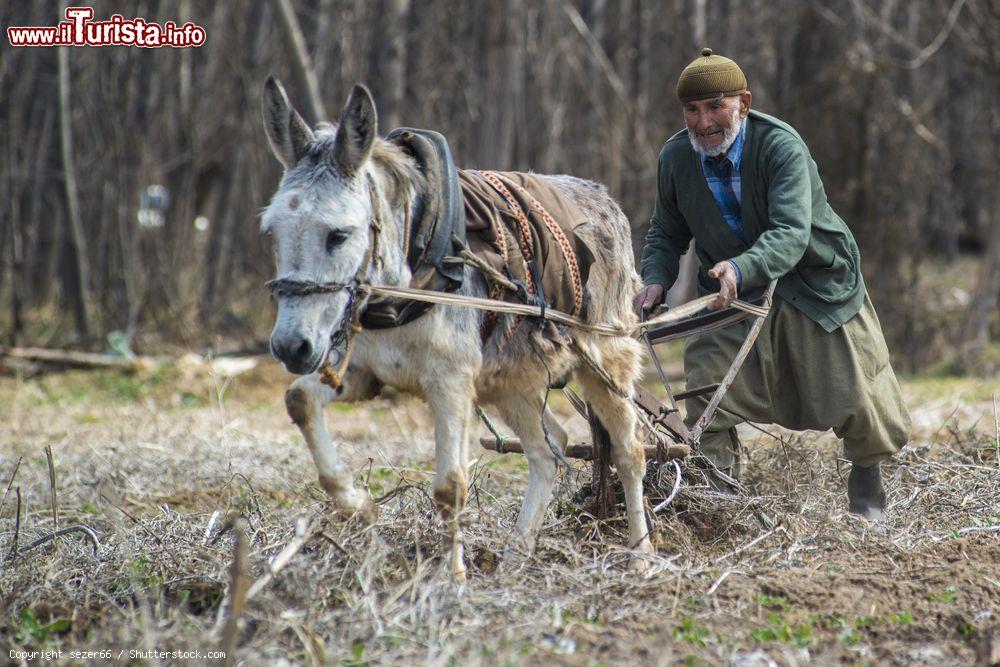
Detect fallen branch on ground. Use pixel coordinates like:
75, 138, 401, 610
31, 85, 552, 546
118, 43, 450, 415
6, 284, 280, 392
16, 524, 102, 558
0, 346, 151, 370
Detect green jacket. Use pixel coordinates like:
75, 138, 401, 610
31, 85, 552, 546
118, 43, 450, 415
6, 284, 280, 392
640, 110, 865, 332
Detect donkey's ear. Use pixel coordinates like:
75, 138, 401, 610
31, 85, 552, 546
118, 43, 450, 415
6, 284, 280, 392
262, 75, 313, 170
333, 84, 377, 178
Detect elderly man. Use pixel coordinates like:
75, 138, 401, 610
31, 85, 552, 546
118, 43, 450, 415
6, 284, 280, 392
634, 48, 911, 519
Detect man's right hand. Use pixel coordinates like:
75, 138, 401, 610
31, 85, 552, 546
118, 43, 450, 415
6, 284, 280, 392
633, 284, 664, 318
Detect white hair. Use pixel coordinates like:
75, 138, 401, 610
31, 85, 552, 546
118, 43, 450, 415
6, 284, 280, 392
688, 105, 743, 157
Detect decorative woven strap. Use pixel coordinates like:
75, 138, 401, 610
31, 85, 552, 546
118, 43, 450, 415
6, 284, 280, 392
496, 174, 585, 317
479, 170, 536, 298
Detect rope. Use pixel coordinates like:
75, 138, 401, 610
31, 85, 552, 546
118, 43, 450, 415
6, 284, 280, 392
270, 276, 766, 339
475, 404, 510, 452
266, 278, 351, 298
354, 283, 763, 338
569, 338, 631, 399
456, 247, 518, 292
527, 334, 574, 475
319, 286, 368, 389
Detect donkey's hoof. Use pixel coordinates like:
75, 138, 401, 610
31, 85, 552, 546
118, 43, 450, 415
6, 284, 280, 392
501, 534, 535, 568
329, 495, 378, 525
449, 540, 468, 581
628, 541, 656, 574
628, 554, 652, 574
353, 496, 379, 525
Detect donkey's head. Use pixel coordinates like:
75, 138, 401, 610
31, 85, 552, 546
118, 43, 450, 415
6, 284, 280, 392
261, 77, 379, 375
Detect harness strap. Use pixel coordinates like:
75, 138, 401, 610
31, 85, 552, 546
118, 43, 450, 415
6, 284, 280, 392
500, 176, 585, 318
360, 128, 465, 330
479, 171, 537, 297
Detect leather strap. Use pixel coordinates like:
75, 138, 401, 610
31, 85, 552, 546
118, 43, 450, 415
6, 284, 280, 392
360, 128, 466, 329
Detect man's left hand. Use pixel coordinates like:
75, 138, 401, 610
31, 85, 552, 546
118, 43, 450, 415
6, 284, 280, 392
707, 261, 739, 311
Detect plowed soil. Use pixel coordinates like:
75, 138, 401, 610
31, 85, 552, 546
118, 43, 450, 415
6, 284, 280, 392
1, 363, 997, 665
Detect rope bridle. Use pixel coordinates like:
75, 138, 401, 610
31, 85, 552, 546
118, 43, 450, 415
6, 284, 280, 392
265, 178, 384, 390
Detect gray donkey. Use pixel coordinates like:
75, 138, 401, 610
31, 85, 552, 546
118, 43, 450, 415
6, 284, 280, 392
261, 77, 653, 578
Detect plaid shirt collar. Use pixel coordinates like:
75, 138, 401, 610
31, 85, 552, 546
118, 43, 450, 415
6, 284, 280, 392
701, 116, 747, 172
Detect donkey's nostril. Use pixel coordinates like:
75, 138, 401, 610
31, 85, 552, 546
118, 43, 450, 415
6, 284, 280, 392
271, 334, 315, 370
293, 338, 312, 361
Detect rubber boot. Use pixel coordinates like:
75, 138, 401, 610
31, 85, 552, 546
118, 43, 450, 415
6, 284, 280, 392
848, 462, 887, 520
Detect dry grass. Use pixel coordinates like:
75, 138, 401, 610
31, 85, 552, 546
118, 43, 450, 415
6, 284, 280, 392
0, 362, 998, 665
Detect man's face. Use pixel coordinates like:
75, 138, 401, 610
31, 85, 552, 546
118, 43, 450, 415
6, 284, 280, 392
683, 91, 751, 156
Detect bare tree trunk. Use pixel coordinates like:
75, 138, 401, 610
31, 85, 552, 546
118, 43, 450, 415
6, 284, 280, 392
378, 0, 410, 131
470, 0, 519, 168
274, 0, 327, 123
664, 0, 708, 307
199, 152, 246, 326
5, 195, 24, 346
693, 0, 707, 48
57, 33, 93, 339
179, 0, 193, 117
312, 0, 337, 82
960, 206, 1000, 371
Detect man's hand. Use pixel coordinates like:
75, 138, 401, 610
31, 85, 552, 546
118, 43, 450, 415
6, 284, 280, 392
633, 284, 664, 318
707, 261, 738, 311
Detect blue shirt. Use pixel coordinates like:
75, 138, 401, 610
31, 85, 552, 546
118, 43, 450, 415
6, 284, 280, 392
700, 117, 747, 287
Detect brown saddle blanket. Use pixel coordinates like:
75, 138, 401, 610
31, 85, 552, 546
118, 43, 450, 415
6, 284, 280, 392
459, 170, 595, 321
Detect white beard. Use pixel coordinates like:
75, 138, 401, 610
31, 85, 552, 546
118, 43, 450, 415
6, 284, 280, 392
689, 107, 743, 157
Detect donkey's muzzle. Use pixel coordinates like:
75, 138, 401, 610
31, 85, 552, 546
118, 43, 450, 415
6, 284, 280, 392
270, 333, 323, 375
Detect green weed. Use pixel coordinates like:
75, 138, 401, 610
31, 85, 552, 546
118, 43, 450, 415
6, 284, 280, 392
110, 555, 166, 594
926, 585, 957, 603
77, 502, 102, 515
840, 629, 861, 645
853, 614, 878, 629
673, 616, 711, 647
11, 609, 71, 647
757, 593, 791, 612
749, 613, 812, 648
888, 611, 913, 625
180, 392, 201, 407
335, 640, 368, 666
366, 467, 399, 496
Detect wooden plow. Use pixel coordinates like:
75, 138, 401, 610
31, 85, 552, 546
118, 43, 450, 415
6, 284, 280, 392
479, 280, 778, 505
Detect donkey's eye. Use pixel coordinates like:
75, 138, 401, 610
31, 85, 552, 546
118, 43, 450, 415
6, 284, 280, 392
326, 230, 348, 253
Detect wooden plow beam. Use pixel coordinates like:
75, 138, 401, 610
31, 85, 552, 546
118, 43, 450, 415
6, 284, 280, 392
478, 279, 778, 460
478, 436, 692, 461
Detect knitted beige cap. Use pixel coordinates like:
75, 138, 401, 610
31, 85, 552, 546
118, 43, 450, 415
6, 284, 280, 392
676, 48, 748, 102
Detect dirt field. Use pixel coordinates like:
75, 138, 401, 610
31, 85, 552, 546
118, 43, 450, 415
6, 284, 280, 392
1, 360, 997, 666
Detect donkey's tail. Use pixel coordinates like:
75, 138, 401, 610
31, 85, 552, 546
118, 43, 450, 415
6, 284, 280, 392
587, 404, 616, 520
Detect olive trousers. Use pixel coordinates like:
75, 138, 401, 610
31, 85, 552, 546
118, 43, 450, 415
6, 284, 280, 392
683, 294, 911, 475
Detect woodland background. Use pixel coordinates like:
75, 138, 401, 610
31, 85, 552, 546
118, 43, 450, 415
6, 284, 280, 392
1, 0, 997, 374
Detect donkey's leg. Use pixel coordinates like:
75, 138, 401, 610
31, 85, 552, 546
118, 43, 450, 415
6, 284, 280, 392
425, 372, 476, 580
576, 339, 654, 571
285, 371, 380, 521
493, 395, 569, 558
